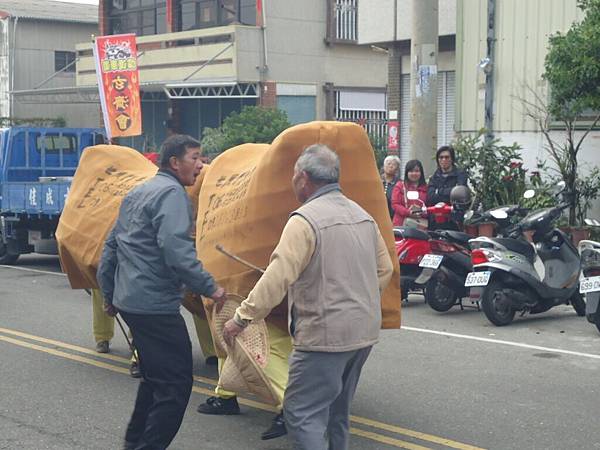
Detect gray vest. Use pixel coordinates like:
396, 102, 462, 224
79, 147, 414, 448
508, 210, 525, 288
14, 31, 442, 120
288, 189, 382, 352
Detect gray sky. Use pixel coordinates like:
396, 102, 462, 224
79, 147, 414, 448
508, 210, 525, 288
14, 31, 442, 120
50, 0, 99, 4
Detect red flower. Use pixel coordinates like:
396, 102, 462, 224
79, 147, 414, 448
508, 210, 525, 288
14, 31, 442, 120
509, 161, 522, 169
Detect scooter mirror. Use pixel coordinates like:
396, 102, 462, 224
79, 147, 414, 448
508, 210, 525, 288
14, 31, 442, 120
490, 209, 508, 219
464, 210, 474, 220
523, 189, 535, 199
406, 191, 420, 200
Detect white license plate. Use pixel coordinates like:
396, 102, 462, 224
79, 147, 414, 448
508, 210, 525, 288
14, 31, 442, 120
580, 276, 600, 294
465, 271, 492, 287
419, 254, 443, 269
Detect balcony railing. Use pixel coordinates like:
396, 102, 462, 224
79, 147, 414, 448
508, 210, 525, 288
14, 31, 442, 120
75, 25, 261, 87
327, 0, 358, 44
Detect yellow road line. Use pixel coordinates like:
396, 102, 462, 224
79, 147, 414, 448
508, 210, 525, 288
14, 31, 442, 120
350, 416, 485, 450
0, 334, 130, 375
0, 326, 485, 450
350, 428, 431, 450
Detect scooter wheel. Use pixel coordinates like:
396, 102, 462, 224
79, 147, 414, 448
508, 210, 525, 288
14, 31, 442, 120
424, 278, 458, 312
481, 282, 516, 326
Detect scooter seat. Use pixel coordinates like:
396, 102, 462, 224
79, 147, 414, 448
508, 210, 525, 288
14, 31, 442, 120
393, 227, 430, 241
494, 238, 535, 263
439, 230, 472, 246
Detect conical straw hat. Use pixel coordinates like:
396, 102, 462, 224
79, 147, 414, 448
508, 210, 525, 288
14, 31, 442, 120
230, 321, 279, 405
211, 295, 242, 357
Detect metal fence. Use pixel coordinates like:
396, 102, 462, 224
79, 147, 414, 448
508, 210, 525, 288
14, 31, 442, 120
334, 0, 358, 41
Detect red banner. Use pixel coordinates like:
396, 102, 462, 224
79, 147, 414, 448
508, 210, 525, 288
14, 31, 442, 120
387, 120, 399, 151
93, 34, 142, 140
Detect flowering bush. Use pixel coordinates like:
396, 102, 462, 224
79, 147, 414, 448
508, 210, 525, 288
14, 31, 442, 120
453, 131, 528, 210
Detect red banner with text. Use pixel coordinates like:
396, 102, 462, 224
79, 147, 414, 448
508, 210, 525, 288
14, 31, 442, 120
93, 34, 142, 140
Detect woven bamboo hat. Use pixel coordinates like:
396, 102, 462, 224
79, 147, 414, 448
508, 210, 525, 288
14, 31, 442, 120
211, 294, 279, 405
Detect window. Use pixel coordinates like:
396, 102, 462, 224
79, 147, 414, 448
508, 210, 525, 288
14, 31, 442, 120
55, 51, 76, 73
334, 89, 387, 143
327, 0, 358, 43
109, 0, 167, 36
177, 0, 255, 31
35, 134, 77, 154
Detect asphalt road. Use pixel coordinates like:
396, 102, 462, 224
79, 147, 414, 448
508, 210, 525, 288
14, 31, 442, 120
1, 254, 600, 450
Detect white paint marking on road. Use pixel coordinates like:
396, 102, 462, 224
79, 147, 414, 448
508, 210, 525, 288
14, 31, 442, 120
402, 326, 600, 360
0, 265, 66, 277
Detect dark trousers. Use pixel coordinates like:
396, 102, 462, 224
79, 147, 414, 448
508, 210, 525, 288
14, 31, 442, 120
119, 311, 193, 450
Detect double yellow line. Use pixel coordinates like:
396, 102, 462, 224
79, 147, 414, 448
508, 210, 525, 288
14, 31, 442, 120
0, 326, 484, 450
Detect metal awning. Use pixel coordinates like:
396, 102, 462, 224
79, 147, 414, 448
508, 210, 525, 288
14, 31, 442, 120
164, 81, 259, 99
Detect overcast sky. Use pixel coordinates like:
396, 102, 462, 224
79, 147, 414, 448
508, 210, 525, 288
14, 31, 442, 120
50, 0, 99, 4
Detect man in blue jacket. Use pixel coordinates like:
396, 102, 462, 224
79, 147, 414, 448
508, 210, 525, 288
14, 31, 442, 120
98, 134, 226, 450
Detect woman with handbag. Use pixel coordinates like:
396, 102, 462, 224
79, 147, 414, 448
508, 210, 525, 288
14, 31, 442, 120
391, 159, 428, 227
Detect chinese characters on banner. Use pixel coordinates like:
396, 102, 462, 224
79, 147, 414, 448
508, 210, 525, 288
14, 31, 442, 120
387, 120, 399, 151
93, 34, 142, 139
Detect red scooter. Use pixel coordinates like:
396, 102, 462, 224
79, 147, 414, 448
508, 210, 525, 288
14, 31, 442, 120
395, 197, 455, 301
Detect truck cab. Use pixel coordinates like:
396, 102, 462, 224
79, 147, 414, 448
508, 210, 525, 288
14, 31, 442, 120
0, 127, 105, 263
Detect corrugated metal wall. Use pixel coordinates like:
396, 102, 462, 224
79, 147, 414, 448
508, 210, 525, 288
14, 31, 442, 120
456, 0, 583, 133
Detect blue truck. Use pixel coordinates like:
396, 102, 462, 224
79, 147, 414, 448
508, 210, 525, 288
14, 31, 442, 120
0, 127, 106, 264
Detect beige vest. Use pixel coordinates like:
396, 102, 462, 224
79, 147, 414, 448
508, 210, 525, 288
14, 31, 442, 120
288, 188, 382, 352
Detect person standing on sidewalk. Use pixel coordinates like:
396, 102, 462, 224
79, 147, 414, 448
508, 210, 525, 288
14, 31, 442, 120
98, 134, 226, 450
223, 144, 393, 450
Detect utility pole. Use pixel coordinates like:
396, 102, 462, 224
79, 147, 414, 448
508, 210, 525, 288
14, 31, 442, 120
409, 0, 438, 176
483, 0, 496, 144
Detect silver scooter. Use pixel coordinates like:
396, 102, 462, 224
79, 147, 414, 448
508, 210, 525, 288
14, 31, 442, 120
465, 188, 585, 326
578, 218, 600, 333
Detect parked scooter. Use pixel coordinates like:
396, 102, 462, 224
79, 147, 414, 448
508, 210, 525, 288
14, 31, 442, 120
395, 191, 442, 301
466, 185, 585, 326
578, 218, 600, 333
419, 202, 529, 312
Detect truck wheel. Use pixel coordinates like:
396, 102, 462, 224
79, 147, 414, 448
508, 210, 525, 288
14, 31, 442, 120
425, 278, 458, 312
481, 282, 515, 326
0, 241, 19, 264
569, 292, 586, 317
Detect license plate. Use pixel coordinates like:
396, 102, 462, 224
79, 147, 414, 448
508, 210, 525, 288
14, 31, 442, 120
419, 254, 443, 269
465, 271, 491, 287
580, 276, 600, 294
28, 230, 41, 245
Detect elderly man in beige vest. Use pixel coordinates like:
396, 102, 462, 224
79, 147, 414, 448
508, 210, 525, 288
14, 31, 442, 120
223, 144, 393, 450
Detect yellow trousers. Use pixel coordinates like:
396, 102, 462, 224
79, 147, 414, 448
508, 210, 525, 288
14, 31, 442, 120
215, 322, 292, 407
192, 315, 216, 359
92, 289, 114, 343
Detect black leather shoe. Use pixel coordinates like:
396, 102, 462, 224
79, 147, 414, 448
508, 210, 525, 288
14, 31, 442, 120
261, 412, 287, 440
197, 396, 240, 415
129, 361, 141, 379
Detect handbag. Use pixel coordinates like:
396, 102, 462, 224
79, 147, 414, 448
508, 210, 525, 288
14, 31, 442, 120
403, 183, 428, 229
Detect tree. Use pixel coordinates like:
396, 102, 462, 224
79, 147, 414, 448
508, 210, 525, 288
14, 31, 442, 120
200, 106, 291, 157
538, 0, 600, 225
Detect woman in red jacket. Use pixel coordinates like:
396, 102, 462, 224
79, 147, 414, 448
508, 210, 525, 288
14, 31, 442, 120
392, 159, 428, 226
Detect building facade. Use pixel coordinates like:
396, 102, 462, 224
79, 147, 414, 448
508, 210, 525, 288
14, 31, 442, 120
457, 0, 598, 170
0, 0, 98, 126
358, 0, 457, 166
75, 0, 389, 151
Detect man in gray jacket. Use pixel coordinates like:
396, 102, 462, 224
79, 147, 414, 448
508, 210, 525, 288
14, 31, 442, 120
223, 144, 393, 450
98, 134, 226, 450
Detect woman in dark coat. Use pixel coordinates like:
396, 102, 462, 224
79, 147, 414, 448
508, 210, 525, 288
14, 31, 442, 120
427, 146, 468, 230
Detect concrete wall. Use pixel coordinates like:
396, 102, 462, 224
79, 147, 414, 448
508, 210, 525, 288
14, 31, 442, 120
12, 97, 100, 128
358, 0, 457, 45
13, 19, 97, 91
263, 0, 389, 119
